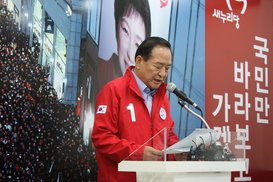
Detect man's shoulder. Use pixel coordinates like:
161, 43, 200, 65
105, 74, 129, 89
98, 67, 136, 96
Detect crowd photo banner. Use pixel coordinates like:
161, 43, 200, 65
205, 0, 273, 181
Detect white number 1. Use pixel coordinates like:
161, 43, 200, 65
126, 103, 136, 122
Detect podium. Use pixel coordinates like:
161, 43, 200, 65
118, 128, 247, 182
119, 160, 246, 182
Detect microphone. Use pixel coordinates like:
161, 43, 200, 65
167, 82, 201, 111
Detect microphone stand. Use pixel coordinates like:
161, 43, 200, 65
178, 99, 210, 129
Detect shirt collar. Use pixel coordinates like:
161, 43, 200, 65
132, 69, 157, 96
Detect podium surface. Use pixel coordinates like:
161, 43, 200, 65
118, 161, 246, 182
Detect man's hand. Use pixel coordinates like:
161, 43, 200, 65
143, 146, 164, 161
174, 152, 188, 161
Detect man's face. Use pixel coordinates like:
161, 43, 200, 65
117, 11, 146, 75
135, 45, 172, 90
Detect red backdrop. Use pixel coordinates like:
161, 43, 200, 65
205, 0, 273, 181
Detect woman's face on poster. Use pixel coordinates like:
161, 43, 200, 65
117, 11, 146, 75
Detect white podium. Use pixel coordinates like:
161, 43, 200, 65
118, 160, 246, 182
119, 128, 247, 182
